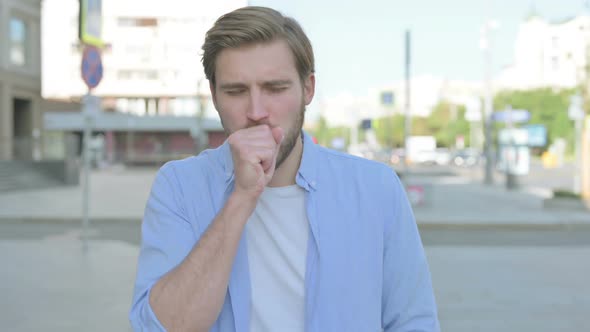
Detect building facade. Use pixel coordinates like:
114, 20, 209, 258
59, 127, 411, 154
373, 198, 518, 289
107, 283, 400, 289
42, 0, 246, 117
0, 0, 43, 160
496, 14, 590, 91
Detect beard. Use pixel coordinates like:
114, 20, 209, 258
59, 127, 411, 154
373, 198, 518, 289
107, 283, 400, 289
275, 104, 305, 169
220, 101, 306, 170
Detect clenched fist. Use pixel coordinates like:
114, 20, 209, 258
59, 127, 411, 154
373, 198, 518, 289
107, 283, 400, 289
228, 125, 284, 199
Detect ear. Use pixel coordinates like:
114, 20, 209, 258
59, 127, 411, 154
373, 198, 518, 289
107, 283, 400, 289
302, 73, 315, 106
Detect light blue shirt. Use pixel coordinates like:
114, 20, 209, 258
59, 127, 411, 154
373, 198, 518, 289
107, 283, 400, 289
130, 131, 440, 332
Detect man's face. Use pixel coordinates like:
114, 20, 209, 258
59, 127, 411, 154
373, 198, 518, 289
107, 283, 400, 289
211, 39, 315, 168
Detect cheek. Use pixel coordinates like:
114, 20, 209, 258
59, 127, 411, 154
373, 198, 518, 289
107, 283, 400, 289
217, 104, 245, 132
272, 92, 302, 119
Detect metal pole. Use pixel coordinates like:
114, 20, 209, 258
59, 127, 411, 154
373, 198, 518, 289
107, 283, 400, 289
574, 118, 583, 194
483, 22, 495, 185
403, 29, 412, 172
82, 93, 92, 252
505, 106, 517, 189
196, 79, 209, 153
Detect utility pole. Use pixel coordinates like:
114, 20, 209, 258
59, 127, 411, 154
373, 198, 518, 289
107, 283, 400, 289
480, 20, 498, 185
569, 94, 585, 194
403, 29, 412, 173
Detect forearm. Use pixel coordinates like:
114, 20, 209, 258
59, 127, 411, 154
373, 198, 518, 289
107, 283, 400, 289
149, 191, 257, 331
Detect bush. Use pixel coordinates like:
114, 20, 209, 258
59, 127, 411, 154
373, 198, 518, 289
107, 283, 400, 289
552, 189, 581, 199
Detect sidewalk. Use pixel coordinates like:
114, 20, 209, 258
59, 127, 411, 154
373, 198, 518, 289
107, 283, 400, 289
407, 173, 590, 228
0, 166, 589, 228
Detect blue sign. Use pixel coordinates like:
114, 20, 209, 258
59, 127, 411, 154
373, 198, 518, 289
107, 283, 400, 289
492, 109, 530, 123
381, 91, 394, 106
524, 124, 547, 147
81, 45, 103, 89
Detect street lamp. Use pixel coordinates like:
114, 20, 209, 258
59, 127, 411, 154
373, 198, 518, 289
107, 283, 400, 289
480, 19, 499, 185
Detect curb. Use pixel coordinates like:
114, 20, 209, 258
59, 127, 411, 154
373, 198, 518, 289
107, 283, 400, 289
0, 216, 141, 225
417, 222, 590, 231
2, 216, 589, 231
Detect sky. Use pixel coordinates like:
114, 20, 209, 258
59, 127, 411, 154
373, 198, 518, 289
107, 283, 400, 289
249, 0, 589, 100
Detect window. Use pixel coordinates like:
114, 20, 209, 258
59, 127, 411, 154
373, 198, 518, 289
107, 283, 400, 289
551, 56, 559, 71
551, 36, 558, 49
118, 17, 158, 27
9, 17, 28, 66
117, 70, 158, 80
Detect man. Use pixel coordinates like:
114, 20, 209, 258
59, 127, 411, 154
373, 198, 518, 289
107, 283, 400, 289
130, 6, 439, 332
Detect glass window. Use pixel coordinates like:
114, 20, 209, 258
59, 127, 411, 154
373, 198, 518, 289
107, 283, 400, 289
551, 56, 559, 71
9, 17, 28, 66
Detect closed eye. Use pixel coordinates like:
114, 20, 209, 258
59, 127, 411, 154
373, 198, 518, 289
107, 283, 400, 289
267, 85, 288, 93
224, 89, 246, 96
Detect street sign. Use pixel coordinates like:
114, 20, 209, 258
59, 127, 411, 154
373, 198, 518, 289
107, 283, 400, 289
81, 45, 103, 90
381, 91, 394, 106
492, 109, 530, 123
524, 124, 547, 147
361, 118, 372, 130
79, 0, 103, 47
568, 94, 585, 121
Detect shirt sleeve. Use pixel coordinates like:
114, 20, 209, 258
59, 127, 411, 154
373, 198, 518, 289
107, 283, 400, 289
381, 170, 440, 332
129, 163, 197, 331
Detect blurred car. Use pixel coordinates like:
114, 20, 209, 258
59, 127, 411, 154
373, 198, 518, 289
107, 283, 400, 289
433, 148, 451, 166
451, 148, 481, 167
390, 148, 406, 165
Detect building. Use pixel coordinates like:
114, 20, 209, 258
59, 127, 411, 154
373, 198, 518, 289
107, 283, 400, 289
496, 14, 590, 91
0, 0, 43, 161
318, 76, 482, 128
42, 0, 246, 117
41, 0, 247, 165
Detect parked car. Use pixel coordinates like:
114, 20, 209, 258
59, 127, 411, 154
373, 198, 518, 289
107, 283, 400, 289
451, 148, 481, 167
390, 148, 406, 165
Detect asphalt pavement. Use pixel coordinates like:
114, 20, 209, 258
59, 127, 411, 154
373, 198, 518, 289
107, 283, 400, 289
1, 221, 589, 332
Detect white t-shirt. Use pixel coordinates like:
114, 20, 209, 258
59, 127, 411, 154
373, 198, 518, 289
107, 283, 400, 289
246, 185, 309, 332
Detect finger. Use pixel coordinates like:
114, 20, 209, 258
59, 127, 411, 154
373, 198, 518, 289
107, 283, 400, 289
271, 127, 284, 146
256, 147, 275, 172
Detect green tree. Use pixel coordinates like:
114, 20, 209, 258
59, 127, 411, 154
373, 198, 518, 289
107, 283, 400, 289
373, 114, 405, 147
308, 115, 352, 149
426, 101, 471, 147
313, 115, 330, 146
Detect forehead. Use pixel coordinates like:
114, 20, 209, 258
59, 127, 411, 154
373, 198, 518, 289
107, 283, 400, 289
215, 39, 299, 84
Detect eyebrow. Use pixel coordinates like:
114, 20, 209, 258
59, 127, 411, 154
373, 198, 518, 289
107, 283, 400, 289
219, 83, 247, 90
219, 79, 294, 90
262, 79, 293, 86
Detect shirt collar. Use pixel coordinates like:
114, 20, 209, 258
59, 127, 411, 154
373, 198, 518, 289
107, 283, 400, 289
296, 131, 319, 191
218, 130, 320, 191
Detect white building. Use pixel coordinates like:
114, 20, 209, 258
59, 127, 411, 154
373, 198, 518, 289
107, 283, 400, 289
42, 0, 247, 116
496, 14, 590, 90
318, 75, 482, 127
0, 0, 43, 160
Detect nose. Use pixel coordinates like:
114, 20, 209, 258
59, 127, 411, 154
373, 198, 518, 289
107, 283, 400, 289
246, 89, 269, 123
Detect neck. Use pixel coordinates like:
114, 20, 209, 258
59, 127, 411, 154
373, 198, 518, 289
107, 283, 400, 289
267, 133, 303, 187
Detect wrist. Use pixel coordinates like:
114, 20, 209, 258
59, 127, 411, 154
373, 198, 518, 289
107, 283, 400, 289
227, 189, 259, 213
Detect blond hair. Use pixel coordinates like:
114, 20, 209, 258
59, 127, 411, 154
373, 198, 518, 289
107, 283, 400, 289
202, 6, 315, 86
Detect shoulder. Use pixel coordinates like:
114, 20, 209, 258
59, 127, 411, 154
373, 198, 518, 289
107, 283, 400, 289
153, 144, 228, 193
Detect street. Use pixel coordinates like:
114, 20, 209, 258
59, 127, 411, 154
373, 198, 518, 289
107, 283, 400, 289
1, 221, 589, 331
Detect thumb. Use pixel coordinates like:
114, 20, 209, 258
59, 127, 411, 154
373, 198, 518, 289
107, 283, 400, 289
271, 127, 284, 146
